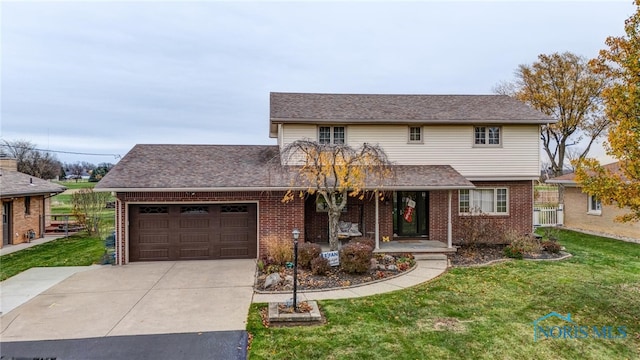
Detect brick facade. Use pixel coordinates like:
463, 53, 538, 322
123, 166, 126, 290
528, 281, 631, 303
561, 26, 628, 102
112, 181, 532, 263
563, 187, 640, 242
431, 180, 534, 244
114, 191, 304, 264
1, 195, 46, 248
304, 181, 533, 246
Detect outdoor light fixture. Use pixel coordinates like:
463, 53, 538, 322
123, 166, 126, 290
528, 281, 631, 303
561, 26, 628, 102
292, 228, 300, 311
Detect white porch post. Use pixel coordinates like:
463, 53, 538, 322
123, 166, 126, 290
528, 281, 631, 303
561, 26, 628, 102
447, 190, 453, 248
374, 190, 380, 250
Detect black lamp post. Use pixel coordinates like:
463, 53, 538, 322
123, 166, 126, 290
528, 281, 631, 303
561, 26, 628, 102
292, 228, 300, 311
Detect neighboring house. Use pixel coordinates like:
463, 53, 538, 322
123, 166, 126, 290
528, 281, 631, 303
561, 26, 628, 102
96, 92, 554, 264
0, 158, 67, 248
547, 162, 640, 242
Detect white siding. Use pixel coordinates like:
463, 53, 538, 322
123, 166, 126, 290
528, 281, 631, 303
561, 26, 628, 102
280, 124, 318, 165
279, 123, 540, 178
281, 124, 318, 146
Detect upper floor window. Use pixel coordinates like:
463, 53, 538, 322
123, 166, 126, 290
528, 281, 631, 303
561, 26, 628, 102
459, 188, 508, 215
588, 195, 602, 215
408, 126, 422, 143
319, 126, 345, 145
474, 126, 501, 146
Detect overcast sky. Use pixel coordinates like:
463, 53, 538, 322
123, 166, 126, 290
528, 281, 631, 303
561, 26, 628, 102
1, 0, 635, 164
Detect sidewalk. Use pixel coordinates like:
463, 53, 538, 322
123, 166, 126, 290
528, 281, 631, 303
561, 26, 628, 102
252, 254, 448, 303
0, 234, 68, 257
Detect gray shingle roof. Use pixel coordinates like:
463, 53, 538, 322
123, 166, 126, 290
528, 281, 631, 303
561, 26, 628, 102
0, 170, 67, 198
270, 93, 555, 135
96, 144, 473, 191
95, 145, 286, 190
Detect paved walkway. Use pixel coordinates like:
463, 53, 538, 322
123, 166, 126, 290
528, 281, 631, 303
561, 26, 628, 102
0, 266, 99, 315
0, 234, 68, 256
252, 254, 448, 303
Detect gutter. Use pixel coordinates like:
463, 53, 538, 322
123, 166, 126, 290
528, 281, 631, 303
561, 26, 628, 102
270, 117, 555, 125
95, 185, 476, 193
545, 179, 578, 186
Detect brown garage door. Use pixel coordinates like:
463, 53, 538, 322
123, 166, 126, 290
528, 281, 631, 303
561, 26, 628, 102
129, 204, 257, 261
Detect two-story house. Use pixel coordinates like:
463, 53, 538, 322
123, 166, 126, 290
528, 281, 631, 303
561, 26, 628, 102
96, 92, 553, 265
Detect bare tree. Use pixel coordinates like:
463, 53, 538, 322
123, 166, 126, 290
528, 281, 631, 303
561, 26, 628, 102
72, 188, 112, 237
2, 139, 62, 179
66, 162, 85, 181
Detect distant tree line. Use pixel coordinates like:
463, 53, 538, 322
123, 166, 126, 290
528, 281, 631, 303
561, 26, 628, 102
1, 139, 113, 181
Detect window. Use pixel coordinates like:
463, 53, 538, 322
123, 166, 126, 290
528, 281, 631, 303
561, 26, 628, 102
474, 126, 501, 146
459, 188, 508, 215
408, 126, 422, 143
588, 195, 602, 215
181, 206, 208, 214
139, 206, 168, 214
318, 126, 345, 145
25, 196, 31, 215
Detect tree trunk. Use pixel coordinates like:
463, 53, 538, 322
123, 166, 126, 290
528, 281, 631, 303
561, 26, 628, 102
327, 208, 341, 251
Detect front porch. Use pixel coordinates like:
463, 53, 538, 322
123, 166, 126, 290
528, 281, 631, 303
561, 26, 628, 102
375, 239, 457, 254
317, 239, 457, 254
305, 189, 463, 251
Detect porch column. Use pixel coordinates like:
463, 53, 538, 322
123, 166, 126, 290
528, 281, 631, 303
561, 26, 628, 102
447, 190, 453, 248
375, 190, 380, 250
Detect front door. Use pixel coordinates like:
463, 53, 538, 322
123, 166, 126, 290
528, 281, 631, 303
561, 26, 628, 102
3, 202, 12, 246
394, 191, 429, 237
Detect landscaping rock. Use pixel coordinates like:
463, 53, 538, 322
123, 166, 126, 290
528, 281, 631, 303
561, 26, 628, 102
264, 273, 281, 289
370, 258, 379, 270
387, 264, 398, 271
284, 275, 294, 285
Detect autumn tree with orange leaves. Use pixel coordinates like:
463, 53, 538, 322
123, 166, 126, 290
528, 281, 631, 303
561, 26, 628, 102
281, 140, 392, 250
495, 52, 609, 178
576, 0, 640, 222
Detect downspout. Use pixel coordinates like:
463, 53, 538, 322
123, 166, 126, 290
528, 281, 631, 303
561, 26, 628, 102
41, 196, 46, 238
375, 190, 380, 250
447, 190, 453, 248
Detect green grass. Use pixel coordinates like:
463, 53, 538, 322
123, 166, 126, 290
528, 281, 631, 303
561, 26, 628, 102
247, 229, 640, 359
0, 234, 105, 281
54, 180, 96, 189
50, 194, 73, 214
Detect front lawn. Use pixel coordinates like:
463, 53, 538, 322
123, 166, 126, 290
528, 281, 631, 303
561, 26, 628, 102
247, 229, 640, 359
0, 234, 105, 281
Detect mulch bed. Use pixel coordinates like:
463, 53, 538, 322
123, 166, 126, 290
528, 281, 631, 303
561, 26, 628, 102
449, 244, 568, 267
255, 253, 415, 292
255, 265, 411, 292
255, 246, 569, 292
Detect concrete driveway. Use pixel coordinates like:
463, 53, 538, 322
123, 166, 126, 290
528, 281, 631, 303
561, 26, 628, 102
0, 260, 256, 342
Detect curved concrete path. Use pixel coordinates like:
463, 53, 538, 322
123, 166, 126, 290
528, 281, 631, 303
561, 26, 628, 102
252, 254, 448, 303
